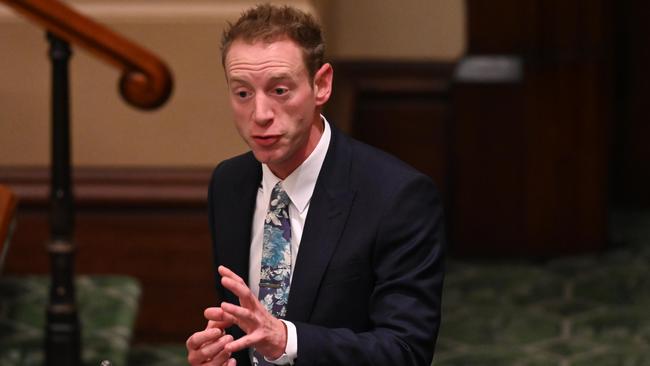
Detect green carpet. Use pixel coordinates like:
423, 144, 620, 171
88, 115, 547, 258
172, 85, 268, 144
434, 211, 650, 365
0, 276, 140, 366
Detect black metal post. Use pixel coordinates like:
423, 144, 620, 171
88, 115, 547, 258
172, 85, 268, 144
45, 32, 81, 366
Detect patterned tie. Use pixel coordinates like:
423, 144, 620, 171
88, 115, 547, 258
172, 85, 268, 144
254, 182, 291, 365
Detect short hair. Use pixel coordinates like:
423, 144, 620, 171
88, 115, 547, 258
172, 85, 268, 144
221, 4, 326, 80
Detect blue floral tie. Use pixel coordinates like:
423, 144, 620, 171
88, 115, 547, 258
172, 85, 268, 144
254, 182, 291, 365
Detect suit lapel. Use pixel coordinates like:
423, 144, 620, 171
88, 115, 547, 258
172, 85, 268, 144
287, 127, 356, 322
225, 155, 261, 291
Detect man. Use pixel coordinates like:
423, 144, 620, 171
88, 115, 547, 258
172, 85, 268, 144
186, 4, 445, 366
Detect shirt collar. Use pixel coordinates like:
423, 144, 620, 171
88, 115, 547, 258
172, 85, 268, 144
261, 115, 331, 213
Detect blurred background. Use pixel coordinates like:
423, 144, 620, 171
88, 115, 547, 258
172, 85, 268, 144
1, 0, 648, 365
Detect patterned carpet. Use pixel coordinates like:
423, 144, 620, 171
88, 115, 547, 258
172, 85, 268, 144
0, 276, 140, 366
434, 211, 650, 365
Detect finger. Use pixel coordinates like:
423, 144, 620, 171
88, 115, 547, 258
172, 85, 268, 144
218, 305, 248, 332
221, 277, 258, 305
203, 307, 221, 321
188, 334, 233, 365
220, 358, 236, 366
206, 320, 219, 329
220, 301, 255, 323
205, 308, 235, 328
206, 310, 226, 329
205, 307, 226, 320
196, 350, 230, 366
192, 334, 233, 365
186, 328, 223, 351
224, 333, 259, 354
210, 305, 239, 325
218, 265, 246, 285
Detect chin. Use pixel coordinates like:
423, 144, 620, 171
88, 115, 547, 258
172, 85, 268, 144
251, 151, 277, 165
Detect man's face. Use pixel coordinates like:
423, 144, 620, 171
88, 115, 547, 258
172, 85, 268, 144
224, 38, 332, 178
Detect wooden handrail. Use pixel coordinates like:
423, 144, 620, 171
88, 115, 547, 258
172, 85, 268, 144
1, 0, 173, 109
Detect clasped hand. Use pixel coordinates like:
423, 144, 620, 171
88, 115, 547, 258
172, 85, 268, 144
186, 266, 288, 365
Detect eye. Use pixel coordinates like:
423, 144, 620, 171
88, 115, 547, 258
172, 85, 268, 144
274, 87, 289, 96
237, 90, 250, 99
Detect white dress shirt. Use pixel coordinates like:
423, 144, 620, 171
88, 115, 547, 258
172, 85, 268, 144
248, 116, 331, 364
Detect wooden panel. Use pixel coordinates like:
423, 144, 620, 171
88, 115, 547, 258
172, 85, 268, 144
612, 0, 650, 206
522, 0, 612, 255
329, 61, 454, 201
465, 0, 531, 54
0, 166, 211, 207
451, 0, 612, 257
450, 82, 527, 256
354, 92, 449, 195
330, 1, 613, 257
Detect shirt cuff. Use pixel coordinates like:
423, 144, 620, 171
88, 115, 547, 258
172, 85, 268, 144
265, 320, 297, 365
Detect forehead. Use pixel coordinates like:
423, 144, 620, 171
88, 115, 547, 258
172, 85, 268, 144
225, 39, 306, 78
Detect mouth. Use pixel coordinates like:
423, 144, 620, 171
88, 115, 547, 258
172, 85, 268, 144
252, 135, 281, 147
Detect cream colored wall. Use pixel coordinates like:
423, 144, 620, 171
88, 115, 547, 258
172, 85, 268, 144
315, 0, 465, 61
0, 0, 464, 168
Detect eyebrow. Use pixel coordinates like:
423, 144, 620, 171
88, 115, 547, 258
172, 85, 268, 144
226, 72, 296, 87
268, 73, 293, 82
228, 77, 247, 85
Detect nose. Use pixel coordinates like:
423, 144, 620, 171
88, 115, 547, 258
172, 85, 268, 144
252, 94, 274, 125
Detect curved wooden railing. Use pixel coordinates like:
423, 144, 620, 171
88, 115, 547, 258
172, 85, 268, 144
0, 0, 173, 109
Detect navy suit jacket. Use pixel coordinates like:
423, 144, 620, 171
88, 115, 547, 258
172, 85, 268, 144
208, 126, 445, 365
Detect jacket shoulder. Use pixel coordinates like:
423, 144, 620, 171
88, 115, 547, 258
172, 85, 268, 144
210, 151, 259, 187
346, 135, 433, 186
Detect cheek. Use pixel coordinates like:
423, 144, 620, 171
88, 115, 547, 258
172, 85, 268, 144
281, 97, 313, 122
232, 121, 248, 142
230, 103, 251, 126
230, 100, 247, 116
229, 106, 249, 134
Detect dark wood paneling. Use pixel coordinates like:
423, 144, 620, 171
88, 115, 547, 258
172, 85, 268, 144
449, 0, 612, 257
1, 167, 216, 343
329, 61, 454, 201
450, 82, 527, 255
466, 0, 532, 54
613, 0, 650, 207
331, 1, 613, 258
0, 166, 211, 208
354, 93, 450, 195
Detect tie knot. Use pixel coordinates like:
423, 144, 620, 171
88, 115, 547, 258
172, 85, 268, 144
271, 182, 290, 208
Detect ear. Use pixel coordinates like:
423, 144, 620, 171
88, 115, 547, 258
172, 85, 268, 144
313, 63, 333, 107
